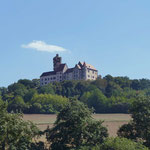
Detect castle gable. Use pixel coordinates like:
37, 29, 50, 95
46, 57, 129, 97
40, 54, 98, 86
65, 68, 74, 74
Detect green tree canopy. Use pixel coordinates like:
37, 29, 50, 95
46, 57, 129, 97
7, 96, 27, 113
45, 100, 108, 150
0, 103, 40, 150
74, 137, 148, 150
118, 96, 150, 147
80, 89, 108, 113
38, 84, 55, 95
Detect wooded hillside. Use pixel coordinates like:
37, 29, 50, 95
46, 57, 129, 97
1, 75, 150, 114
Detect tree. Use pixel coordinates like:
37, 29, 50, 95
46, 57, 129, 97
32, 79, 40, 88
24, 88, 37, 103
118, 96, 150, 147
18, 79, 35, 89
80, 89, 108, 113
8, 83, 28, 97
99, 137, 148, 150
131, 79, 141, 90
61, 81, 76, 97
75, 81, 90, 98
114, 76, 131, 89
105, 82, 123, 97
8, 96, 26, 112
92, 78, 107, 93
45, 100, 108, 150
75, 137, 148, 150
104, 74, 113, 82
38, 84, 55, 95
0, 103, 40, 150
30, 93, 68, 114
0, 87, 7, 97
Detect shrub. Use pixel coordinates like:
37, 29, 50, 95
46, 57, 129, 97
72, 137, 149, 150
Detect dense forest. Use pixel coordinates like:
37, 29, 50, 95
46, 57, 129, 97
1, 75, 150, 114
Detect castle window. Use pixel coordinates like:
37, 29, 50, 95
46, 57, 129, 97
93, 71, 94, 74
45, 78, 47, 81
88, 75, 90, 78
45, 82, 47, 84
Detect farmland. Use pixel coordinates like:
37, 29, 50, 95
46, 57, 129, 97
23, 114, 131, 137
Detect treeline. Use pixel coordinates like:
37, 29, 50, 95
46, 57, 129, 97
1, 75, 150, 113
1, 98, 150, 150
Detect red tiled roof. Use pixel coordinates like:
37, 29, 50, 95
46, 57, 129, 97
85, 63, 97, 70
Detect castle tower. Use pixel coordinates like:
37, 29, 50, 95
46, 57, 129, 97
53, 54, 62, 71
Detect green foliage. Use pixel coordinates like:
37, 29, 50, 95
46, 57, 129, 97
1, 76, 150, 114
18, 79, 36, 89
24, 88, 37, 103
8, 96, 27, 112
100, 137, 148, 150
32, 79, 40, 88
38, 84, 55, 95
0, 87, 7, 97
30, 93, 69, 113
105, 81, 123, 97
80, 89, 108, 113
0, 103, 40, 150
8, 83, 28, 97
45, 100, 108, 150
73, 137, 148, 150
0, 96, 3, 103
118, 96, 150, 147
92, 78, 107, 93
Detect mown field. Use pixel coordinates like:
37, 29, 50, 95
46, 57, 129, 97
23, 114, 131, 137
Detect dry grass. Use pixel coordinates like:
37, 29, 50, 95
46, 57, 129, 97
23, 114, 56, 126
23, 114, 131, 137
92, 114, 131, 137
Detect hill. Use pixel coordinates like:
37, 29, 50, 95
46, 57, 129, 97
1, 75, 150, 114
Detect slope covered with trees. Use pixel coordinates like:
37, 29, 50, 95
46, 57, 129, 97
1, 75, 150, 113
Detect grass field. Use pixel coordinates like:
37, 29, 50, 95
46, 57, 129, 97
23, 114, 131, 137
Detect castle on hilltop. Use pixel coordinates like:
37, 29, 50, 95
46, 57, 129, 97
40, 54, 98, 86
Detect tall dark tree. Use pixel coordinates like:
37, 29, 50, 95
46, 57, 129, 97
80, 89, 108, 113
118, 96, 150, 147
45, 100, 108, 150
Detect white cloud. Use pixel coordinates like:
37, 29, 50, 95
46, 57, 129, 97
21, 41, 67, 53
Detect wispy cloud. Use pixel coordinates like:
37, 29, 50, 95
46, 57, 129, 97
21, 41, 67, 53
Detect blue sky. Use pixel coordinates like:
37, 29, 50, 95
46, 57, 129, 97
0, 0, 150, 87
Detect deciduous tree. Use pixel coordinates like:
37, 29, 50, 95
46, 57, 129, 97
45, 100, 108, 150
0, 103, 40, 150
118, 96, 150, 147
